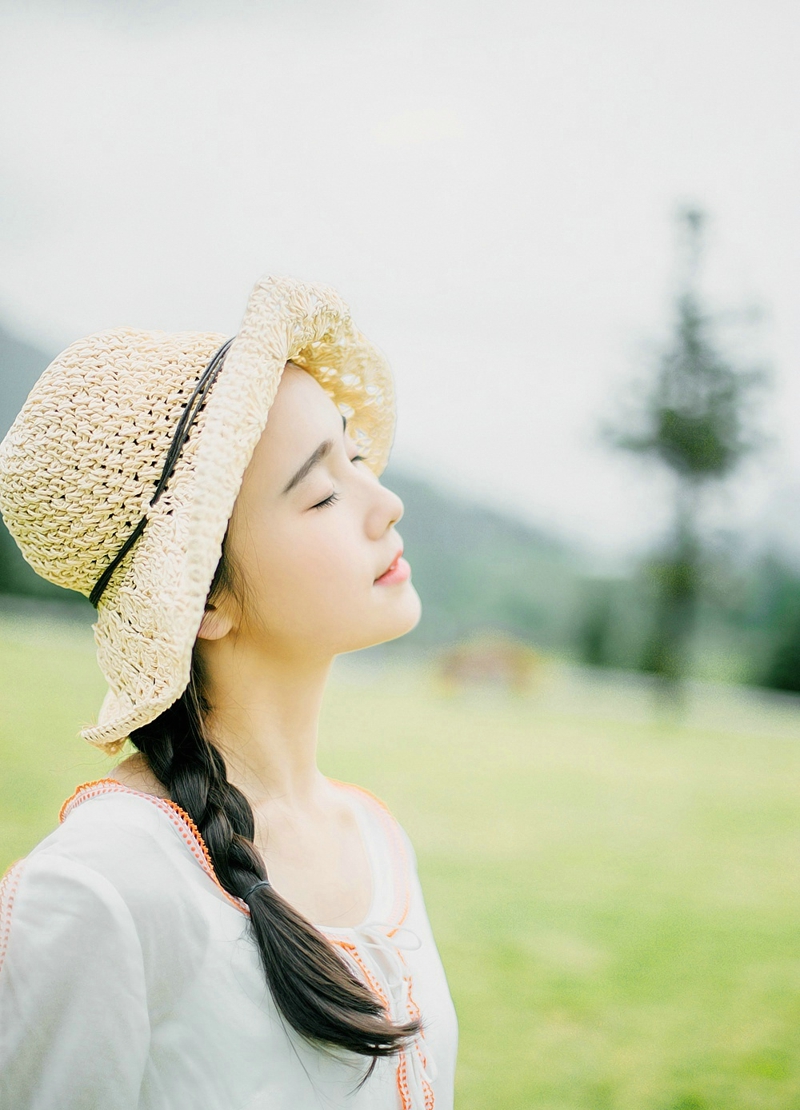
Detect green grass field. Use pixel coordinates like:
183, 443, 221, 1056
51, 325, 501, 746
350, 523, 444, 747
1, 613, 799, 1110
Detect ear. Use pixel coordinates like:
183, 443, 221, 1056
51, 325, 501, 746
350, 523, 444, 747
197, 602, 235, 642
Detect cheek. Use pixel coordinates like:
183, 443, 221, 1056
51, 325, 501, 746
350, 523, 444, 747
239, 513, 367, 630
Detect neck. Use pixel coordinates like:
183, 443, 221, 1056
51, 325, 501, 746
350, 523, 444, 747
198, 634, 334, 811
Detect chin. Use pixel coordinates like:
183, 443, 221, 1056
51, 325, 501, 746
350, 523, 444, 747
351, 583, 423, 652
385, 585, 423, 640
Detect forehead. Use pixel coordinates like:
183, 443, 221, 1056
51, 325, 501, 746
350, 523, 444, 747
273, 362, 341, 422
235, 364, 342, 496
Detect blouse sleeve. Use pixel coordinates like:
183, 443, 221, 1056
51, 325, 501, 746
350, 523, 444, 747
0, 850, 151, 1109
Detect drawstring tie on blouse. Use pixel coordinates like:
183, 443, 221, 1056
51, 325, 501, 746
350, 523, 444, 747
335, 922, 437, 1109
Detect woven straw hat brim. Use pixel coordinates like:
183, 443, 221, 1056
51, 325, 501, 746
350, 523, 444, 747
86, 276, 395, 753
1, 275, 395, 755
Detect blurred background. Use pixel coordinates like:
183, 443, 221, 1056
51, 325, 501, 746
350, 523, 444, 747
1, 2, 799, 1108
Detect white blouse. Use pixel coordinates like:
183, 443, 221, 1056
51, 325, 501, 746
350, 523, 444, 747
0, 778, 458, 1109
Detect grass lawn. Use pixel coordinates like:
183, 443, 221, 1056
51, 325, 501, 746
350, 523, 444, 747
1, 614, 799, 1109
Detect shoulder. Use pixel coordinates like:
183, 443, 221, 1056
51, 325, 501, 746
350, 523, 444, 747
0, 847, 153, 1102
2, 782, 212, 943
0, 844, 145, 982
0, 781, 231, 993
57, 781, 193, 881
330, 778, 421, 900
328, 777, 412, 834
1, 845, 138, 925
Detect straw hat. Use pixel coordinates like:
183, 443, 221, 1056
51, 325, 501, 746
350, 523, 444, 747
0, 275, 395, 755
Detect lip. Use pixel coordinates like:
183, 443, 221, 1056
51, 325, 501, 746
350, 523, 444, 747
374, 546, 410, 585
376, 546, 403, 579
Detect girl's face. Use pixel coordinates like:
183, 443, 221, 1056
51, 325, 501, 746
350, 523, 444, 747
201, 363, 421, 660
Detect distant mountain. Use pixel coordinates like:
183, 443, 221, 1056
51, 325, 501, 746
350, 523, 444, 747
378, 465, 585, 652
0, 323, 54, 439
0, 324, 78, 601
0, 325, 587, 646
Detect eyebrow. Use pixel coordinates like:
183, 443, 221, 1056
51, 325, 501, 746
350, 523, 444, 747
281, 414, 348, 495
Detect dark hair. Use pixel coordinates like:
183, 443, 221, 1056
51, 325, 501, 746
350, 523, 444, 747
129, 530, 419, 1063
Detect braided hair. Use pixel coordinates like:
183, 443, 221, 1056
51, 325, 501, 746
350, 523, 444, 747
129, 530, 419, 1061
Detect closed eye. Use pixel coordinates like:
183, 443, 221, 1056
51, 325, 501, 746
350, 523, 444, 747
312, 491, 341, 510
310, 454, 366, 510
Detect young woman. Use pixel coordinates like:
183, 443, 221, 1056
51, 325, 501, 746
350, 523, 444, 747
0, 276, 458, 1109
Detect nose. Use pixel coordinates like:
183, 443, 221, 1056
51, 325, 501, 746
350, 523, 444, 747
367, 479, 404, 539
386, 485, 404, 529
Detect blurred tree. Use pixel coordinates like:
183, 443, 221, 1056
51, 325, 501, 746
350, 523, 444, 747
578, 579, 615, 667
607, 207, 768, 691
763, 612, 800, 693
0, 523, 15, 595
757, 558, 800, 693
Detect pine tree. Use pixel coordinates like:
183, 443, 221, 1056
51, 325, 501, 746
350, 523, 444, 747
607, 208, 767, 690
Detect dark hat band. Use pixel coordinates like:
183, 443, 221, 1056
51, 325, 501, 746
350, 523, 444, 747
89, 337, 234, 609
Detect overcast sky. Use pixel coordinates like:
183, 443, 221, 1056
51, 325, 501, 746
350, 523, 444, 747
1, 0, 798, 566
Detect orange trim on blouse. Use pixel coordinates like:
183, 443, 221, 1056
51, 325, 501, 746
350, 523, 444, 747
58, 777, 413, 930
59, 779, 250, 915
57, 781, 430, 1110
0, 859, 25, 978
328, 778, 412, 933
5, 777, 433, 1108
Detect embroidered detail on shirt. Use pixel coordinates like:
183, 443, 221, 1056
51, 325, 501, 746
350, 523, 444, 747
59, 779, 249, 915
60, 778, 413, 928
331, 939, 392, 1011
0, 859, 26, 978
327, 928, 436, 1109
396, 1044, 436, 1110
405, 968, 436, 1109
60, 778, 434, 1108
